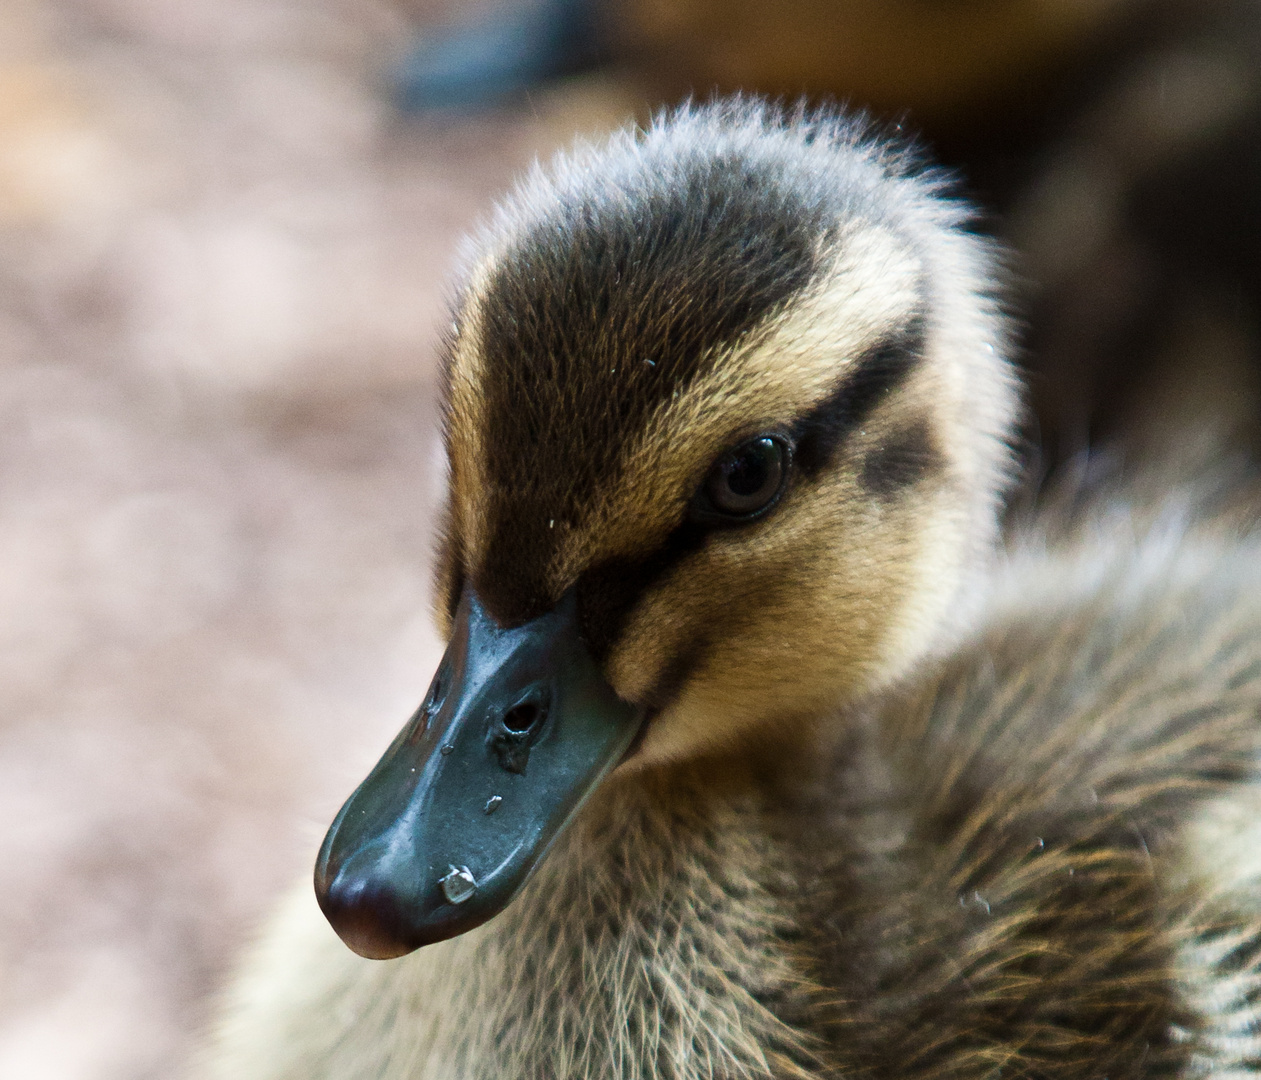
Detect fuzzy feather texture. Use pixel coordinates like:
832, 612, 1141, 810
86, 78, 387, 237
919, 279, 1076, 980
204, 478, 1261, 1079
201, 102, 1261, 1079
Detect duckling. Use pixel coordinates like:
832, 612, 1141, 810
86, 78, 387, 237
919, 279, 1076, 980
200, 100, 1261, 1080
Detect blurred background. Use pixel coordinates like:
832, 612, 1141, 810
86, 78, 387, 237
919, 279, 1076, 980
3, 1, 1260, 1076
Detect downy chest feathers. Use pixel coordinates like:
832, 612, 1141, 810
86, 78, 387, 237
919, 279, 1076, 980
225, 765, 828, 1080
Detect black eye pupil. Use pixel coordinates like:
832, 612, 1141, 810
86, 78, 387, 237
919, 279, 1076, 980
703, 436, 787, 518
726, 450, 769, 496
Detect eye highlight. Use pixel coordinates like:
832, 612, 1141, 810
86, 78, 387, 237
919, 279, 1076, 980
692, 435, 792, 524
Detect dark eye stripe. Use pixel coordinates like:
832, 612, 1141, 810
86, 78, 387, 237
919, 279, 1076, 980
575, 316, 927, 665
578, 522, 708, 662
792, 314, 927, 477
861, 417, 943, 498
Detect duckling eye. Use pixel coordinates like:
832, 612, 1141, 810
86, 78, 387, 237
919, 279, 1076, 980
694, 436, 791, 522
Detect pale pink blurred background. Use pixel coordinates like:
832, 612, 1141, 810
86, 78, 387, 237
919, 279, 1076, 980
0, 2, 633, 1075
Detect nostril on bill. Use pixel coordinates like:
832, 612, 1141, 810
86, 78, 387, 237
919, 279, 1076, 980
490, 695, 549, 774
502, 702, 542, 733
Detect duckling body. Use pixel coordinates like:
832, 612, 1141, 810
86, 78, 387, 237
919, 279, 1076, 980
207, 507, 1261, 1079
201, 102, 1261, 1079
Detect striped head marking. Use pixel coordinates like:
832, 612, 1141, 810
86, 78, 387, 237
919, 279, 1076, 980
438, 102, 1019, 765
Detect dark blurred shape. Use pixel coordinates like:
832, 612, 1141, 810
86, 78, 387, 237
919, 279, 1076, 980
396, 0, 610, 109
971, 0, 1261, 466
619, 0, 1128, 133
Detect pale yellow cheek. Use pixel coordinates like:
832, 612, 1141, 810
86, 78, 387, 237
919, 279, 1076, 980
878, 480, 976, 680
609, 479, 937, 766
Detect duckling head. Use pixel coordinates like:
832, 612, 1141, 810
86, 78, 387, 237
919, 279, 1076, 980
315, 100, 1019, 958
